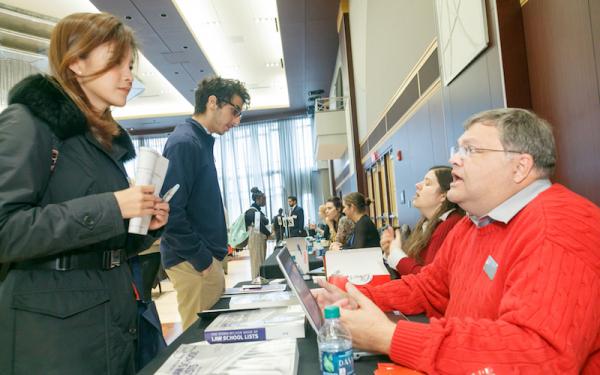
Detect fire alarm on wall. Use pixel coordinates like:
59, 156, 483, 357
396, 150, 403, 161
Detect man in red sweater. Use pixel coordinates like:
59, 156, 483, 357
315, 108, 600, 374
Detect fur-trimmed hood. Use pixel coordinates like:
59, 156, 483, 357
8, 74, 135, 161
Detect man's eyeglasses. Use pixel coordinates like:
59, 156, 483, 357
450, 145, 522, 159
220, 99, 243, 118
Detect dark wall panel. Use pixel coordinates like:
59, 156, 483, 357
387, 76, 420, 129
419, 52, 440, 95
522, 0, 600, 205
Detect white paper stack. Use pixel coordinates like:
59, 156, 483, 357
128, 147, 169, 235
204, 305, 306, 344
155, 338, 298, 375
228, 291, 298, 309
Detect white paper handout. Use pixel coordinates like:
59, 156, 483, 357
128, 147, 169, 235
155, 339, 298, 375
325, 247, 386, 277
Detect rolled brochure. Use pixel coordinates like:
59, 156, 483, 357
128, 147, 169, 235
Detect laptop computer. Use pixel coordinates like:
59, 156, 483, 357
276, 246, 381, 359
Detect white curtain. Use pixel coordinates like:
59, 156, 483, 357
126, 115, 318, 226
0, 59, 40, 112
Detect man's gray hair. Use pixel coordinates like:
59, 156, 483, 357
464, 108, 556, 177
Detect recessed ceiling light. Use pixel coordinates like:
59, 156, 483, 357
173, 0, 289, 109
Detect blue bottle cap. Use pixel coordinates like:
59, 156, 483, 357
324, 305, 340, 319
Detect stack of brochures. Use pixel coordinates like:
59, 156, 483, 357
228, 290, 298, 309
223, 283, 286, 295
155, 338, 298, 375
204, 305, 306, 344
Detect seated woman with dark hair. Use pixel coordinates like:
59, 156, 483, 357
381, 166, 465, 276
330, 192, 380, 250
324, 196, 354, 246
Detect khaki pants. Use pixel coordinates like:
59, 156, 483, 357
165, 257, 225, 330
248, 231, 267, 279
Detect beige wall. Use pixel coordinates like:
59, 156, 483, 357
348, 0, 368, 144
351, 0, 437, 142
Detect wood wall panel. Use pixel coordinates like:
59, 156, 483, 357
338, 13, 367, 194
522, 0, 600, 204
496, 0, 531, 108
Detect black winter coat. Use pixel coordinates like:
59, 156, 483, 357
0, 74, 159, 374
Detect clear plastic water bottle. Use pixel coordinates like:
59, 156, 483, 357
318, 305, 355, 375
307, 237, 314, 254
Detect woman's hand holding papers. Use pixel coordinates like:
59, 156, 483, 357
339, 283, 396, 354
149, 197, 170, 230
114, 185, 170, 231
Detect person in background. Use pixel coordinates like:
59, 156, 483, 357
330, 192, 379, 250
287, 195, 306, 237
380, 166, 464, 276
272, 208, 285, 242
308, 204, 327, 238
160, 76, 250, 330
314, 108, 600, 373
324, 196, 354, 246
245, 187, 271, 279
0, 12, 169, 374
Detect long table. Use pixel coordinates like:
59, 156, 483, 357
138, 279, 420, 374
138, 314, 388, 374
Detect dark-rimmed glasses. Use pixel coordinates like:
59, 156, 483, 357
220, 99, 242, 118
450, 145, 522, 159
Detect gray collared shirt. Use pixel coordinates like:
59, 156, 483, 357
469, 179, 552, 227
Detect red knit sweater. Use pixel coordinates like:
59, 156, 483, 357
395, 213, 462, 276
361, 184, 600, 374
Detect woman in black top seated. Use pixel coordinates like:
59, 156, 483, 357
330, 192, 380, 250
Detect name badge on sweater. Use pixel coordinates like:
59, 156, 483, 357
483, 255, 498, 280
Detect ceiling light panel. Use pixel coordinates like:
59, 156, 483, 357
1, 0, 193, 121
173, 0, 290, 110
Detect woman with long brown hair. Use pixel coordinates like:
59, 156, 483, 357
0, 12, 168, 374
381, 166, 464, 276
330, 192, 380, 250
324, 196, 354, 245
